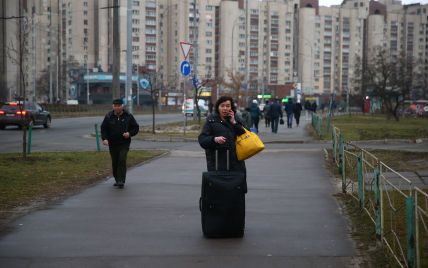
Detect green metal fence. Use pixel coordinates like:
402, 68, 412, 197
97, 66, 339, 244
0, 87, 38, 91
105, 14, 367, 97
415, 187, 428, 268
330, 126, 427, 268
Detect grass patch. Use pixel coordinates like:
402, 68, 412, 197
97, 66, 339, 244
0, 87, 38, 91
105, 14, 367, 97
0, 150, 163, 229
320, 115, 428, 141
367, 150, 428, 172
334, 192, 401, 268
137, 119, 203, 140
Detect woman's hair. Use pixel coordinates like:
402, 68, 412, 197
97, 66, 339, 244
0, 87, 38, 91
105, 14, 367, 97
214, 96, 236, 115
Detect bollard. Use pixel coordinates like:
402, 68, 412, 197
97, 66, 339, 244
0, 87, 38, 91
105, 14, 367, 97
27, 124, 32, 154
95, 124, 101, 152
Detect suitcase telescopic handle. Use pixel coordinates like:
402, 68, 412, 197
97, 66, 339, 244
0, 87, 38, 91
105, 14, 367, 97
215, 149, 229, 171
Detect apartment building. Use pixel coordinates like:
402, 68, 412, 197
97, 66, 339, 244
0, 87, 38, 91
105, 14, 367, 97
2, 0, 428, 103
0, 0, 60, 102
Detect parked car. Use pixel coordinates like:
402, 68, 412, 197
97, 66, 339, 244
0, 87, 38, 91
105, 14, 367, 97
0, 101, 51, 129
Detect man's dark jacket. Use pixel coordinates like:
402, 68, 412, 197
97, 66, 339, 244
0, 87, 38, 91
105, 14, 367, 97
267, 102, 283, 119
101, 110, 139, 146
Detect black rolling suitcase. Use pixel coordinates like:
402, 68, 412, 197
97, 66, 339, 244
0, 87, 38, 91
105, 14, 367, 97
199, 150, 246, 238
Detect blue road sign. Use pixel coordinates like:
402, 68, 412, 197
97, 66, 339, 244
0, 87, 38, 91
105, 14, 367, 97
180, 60, 191, 76
139, 78, 150, 89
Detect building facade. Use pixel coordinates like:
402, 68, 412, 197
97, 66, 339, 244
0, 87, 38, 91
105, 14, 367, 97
1, 0, 428, 103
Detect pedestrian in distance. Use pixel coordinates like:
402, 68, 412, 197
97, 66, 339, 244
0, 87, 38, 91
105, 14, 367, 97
249, 99, 261, 133
239, 107, 252, 130
267, 99, 283, 133
312, 101, 318, 113
293, 101, 303, 127
101, 99, 139, 189
263, 100, 271, 128
284, 99, 295, 128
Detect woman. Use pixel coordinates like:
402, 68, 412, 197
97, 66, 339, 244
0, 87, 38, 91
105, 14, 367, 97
198, 96, 247, 181
198, 96, 247, 238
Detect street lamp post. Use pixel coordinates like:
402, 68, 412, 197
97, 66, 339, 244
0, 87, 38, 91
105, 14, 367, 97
126, 0, 133, 114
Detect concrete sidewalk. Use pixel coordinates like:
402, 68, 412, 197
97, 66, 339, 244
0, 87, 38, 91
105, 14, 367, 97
0, 118, 358, 267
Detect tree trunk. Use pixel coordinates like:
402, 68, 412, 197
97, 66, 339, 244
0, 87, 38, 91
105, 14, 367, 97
151, 85, 155, 134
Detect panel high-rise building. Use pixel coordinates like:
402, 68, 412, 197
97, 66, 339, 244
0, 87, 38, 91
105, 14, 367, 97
1, 0, 428, 103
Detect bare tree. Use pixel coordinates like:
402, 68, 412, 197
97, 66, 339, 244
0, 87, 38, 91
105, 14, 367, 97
353, 47, 417, 121
191, 77, 213, 124
414, 60, 428, 100
5, 15, 31, 158
141, 66, 160, 134
218, 70, 245, 106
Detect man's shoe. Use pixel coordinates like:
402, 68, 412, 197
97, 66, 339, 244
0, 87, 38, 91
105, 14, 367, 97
117, 182, 124, 189
113, 182, 119, 187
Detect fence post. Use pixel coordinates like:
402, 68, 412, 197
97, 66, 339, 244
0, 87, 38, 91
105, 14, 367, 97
95, 124, 101, 152
27, 124, 32, 154
374, 164, 383, 240
406, 195, 416, 268
318, 117, 323, 139
339, 134, 346, 193
332, 127, 336, 162
357, 151, 364, 208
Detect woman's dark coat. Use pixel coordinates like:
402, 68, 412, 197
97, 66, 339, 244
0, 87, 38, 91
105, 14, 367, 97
198, 113, 246, 175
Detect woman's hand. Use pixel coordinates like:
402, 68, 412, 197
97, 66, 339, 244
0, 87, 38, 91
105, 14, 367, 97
228, 110, 236, 124
214, 136, 227, 144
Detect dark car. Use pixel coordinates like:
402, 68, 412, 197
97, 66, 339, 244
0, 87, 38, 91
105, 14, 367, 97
0, 101, 51, 129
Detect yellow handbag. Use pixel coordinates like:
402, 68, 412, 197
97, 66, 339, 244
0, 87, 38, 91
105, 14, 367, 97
235, 128, 265, 161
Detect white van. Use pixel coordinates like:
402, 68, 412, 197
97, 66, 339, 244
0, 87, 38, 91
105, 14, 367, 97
182, 98, 208, 116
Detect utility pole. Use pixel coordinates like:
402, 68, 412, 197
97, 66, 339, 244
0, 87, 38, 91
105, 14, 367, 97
32, 9, 36, 101
126, 0, 133, 113
48, 2, 53, 104
112, 0, 120, 100
192, 0, 198, 120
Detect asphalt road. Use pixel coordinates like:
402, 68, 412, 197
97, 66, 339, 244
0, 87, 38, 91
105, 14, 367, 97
0, 113, 184, 153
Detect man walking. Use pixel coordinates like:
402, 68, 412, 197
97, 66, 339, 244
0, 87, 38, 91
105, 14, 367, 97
284, 99, 295, 128
267, 99, 283, 133
249, 99, 261, 132
101, 99, 139, 189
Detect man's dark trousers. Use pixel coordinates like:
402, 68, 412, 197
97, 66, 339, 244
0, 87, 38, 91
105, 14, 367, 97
271, 117, 279, 133
109, 143, 129, 183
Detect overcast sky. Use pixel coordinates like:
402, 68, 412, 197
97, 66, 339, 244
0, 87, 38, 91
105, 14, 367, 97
319, 0, 428, 7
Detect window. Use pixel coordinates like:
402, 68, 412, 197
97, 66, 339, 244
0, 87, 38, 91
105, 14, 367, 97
206, 31, 212, 37
206, 5, 213, 11
133, 1, 140, 6
84, 20, 88, 25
